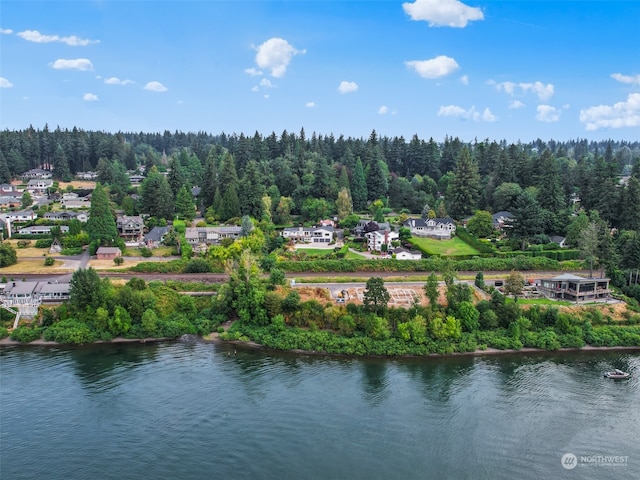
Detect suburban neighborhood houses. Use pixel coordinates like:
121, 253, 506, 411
0, 131, 637, 337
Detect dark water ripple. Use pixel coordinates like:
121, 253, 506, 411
1, 345, 638, 480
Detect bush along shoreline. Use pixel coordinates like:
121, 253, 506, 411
2, 260, 640, 357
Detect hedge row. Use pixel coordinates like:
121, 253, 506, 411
496, 249, 581, 261
455, 230, 496, 255
277, 256, 566, 273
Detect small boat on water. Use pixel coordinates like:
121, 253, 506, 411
603, 369, 631, 379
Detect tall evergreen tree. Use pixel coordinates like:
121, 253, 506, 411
218, 152, 240, 220
537, 150, 565, 212
140, 166, 175, 220
87, 183, 118, 245
620, 176, 640, 231
221, 183, 241, 220
351, 157, 368, 211
240, 160, 265, 219
447, 147, 480, 219
201, 151, 218, 210
312, 154, 333, 200
175, 185, 196, 221
167, 156, 186, 196
366, 152, 388, 202
0, 150, 11, 183
510, 190, 543, 250
53, 144, 71, 180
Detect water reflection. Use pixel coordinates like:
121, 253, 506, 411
67, 343, 161, 392
360, 361, 389, 406
399, 356, 475, 403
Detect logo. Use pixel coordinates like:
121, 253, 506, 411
562, 453, 578, 470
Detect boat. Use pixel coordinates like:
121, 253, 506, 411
603, 369, 631, 379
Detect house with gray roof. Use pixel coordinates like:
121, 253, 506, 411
538, 273, 610, 302
403, 217, 456, 239
144, 226, 170, 248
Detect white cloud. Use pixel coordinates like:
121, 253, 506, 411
338, 81, 359, 94
405, 55, 459, 79
536, 105, 561, 122
305, 102, 316, 108
251, 86, 259, 92
403, 0, 484, 28
481, 108, 497, 122
438, 105, 497, 122
459, 75, 469, 85
611, 73, 640, 85
17, 29, 98, 46
264, 94, 270, 99
259, 78, 275, 88
254, 37, 305, 78
51, 58, 93, 71
579, 93, 640, 131
491, 80, 554, 101
521, 82, 554, 101
0, 28, 13, 34
378, 105, 389, 115
104, 77, 133, 85
509, 100, 525, 109
245, 67, 263, 77
143, 81, 168, 92
83, 93, 99, 102
0, 77, 13, 88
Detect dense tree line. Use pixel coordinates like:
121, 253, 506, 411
2, 125, 639, 293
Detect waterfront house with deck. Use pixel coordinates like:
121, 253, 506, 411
538, 273, 610, 302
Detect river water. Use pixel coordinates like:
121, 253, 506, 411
1, 342, 638, 480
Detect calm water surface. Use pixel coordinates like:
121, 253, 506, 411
1, 342, 638, 480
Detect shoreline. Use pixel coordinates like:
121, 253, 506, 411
2, 334, 639, 359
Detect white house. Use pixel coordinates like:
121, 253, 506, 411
76, 171, 97, 180
44, 211, 88, 222
17, 225, 69, 235
392, 247, 422, 260
492, 211, 514, 230
281, 226, 334, 244
22, 169, 52, 180
5, 210, 37, 222
184, 226, 243, 246
365, 229, 398, 252
403, 217, 456, 239
26, 179, 54, 196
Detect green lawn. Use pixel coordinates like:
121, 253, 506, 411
408, 236, 480, 256
345, 250, 367, 259
293, 248, 336, 257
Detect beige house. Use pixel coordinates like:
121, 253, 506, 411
96, 246, 122, 260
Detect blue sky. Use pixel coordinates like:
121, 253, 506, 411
1, 1, 639, 143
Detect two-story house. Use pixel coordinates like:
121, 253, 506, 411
26, 179, 54, 196
365, 229, 398, 252
403, 218, 456, 239
116, 215, 144, 241
184, 226, 243, 247
281, 226, 334, 244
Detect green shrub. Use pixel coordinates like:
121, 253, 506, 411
184, 258, 212, 273
35, 239, 54, 248
44, 256, 55, 266
10, 326, 42, 343
43, 319, 96, 344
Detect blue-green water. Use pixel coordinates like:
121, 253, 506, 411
1, 342, 638, 480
